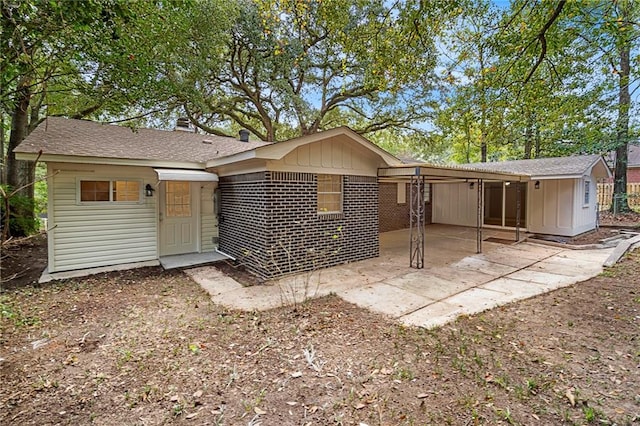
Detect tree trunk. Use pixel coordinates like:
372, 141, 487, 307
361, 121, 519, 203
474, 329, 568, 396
6, 77, 31, 189
1, 112, 5, 185
534, 124, 540, 159
479, 45, 488, 162
5, 76, 36, 236
464, 118, 471, 163
611, 4, 631, 213
524, 115, 533, 159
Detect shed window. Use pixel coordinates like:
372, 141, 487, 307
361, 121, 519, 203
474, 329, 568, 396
584, 180, 590, 205
317, 174, 342, 213
80, 180, 141, 203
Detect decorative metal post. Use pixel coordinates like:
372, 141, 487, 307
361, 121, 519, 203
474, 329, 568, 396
515, 181, 521, 242
409, 168, 425, 268
476, 178, 483, 254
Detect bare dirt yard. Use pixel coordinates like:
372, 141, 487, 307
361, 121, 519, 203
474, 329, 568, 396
1, 221, 639, 425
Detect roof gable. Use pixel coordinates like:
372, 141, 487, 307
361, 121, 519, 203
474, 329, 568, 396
15, 117, 269, 166
207, 126, 401, 169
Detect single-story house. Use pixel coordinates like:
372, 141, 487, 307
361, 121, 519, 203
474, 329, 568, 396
430, 155, 611, 237
628, 144, 640, 182
15, 117, 403, 279
15, 118, 610, 280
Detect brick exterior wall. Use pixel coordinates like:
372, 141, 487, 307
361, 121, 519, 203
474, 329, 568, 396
378, 182, 432, 232
628, 167, 640, 183
219, 172, 379, 279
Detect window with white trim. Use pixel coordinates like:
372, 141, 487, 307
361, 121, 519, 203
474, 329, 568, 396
584, 179, 590, 205
317, 174, 342, 213
79, 180, 141, 203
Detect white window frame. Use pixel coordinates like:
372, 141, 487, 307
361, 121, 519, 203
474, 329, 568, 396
583, 179, 591, 207
317, 174, 343, 214
77, 178, 143, 205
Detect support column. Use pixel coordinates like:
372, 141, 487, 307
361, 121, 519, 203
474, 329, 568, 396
515, 181, 521, 242
477, 178, 483, 254
409, 169, 425, 268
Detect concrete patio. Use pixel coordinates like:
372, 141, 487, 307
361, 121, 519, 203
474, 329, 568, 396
185, 225, 614, 329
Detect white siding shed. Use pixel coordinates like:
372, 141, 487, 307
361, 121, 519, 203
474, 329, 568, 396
47, 163, 158, 272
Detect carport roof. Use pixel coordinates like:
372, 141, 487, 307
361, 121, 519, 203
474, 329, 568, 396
378, 163, 530, 182
457, 154, 611, 180
379, 154, 611, 182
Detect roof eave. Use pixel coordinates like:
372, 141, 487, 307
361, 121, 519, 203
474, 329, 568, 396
206, 149, 258, 168
379, 165, 529, 181
16, 152, 206, 170
530, 174, 584, 180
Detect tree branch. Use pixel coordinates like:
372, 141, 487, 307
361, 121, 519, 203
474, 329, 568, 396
521, 1, 566, 86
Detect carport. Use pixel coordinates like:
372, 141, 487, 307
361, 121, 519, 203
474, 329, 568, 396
378, 164, 530, 268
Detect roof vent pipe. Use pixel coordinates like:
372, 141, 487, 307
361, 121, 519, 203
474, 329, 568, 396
239, 129, 250, 142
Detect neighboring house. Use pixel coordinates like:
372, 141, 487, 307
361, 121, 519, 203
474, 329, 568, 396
15, 118, 610, 280
627, 144, 640, 182
432, 155, 611, 237
15, 117, 401, 279
600, 144, 640, 209
604, 143, 640, 182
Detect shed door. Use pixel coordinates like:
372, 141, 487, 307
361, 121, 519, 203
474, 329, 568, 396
160, 181, 198, 256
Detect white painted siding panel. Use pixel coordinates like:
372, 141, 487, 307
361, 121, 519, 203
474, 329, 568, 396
573, 176, 598, 235
528, 179, 577, 236
48, 163, 157, 272
275, 137, 379, 176
432, 183, 477, 226
201, 182, 217, 252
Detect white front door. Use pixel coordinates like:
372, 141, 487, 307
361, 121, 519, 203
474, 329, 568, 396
160, 181, 198, 256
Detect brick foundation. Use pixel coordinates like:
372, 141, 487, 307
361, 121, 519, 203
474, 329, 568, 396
219, 172, 379, 279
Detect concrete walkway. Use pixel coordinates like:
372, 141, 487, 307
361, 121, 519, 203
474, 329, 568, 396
185, 228, 614, 329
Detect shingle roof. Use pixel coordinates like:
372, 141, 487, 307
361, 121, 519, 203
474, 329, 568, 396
459, 154, 604, 178
15, 117, 269, 164
629, 144, 640, 167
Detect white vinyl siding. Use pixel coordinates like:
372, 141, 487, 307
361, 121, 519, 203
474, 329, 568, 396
573, 178, 598, 235
47, 163, 157, 272
200, 182, 218, 252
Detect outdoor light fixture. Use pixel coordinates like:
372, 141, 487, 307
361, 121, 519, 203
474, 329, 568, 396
145, 184, 155, 197
505, 181, 511, 186
469, 182, 474, 189
534, 180, 540, 189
